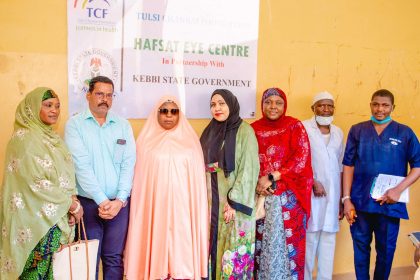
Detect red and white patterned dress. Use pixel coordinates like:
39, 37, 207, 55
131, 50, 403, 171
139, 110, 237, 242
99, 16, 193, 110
252, 88, 313, 280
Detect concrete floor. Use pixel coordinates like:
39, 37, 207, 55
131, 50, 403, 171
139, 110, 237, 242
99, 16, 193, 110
101, 265, 419, 279
331, 266, 418, 280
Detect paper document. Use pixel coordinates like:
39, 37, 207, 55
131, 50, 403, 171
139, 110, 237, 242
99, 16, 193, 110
370, 174, 409, 203
408, 231, 420, 247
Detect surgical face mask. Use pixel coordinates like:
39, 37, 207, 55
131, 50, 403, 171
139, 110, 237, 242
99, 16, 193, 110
315, 115, 333, 126
370, 115, 392, 124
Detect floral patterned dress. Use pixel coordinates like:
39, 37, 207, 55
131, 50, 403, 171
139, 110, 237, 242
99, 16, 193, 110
204, 123, 260, 280
0, 88, 76, 279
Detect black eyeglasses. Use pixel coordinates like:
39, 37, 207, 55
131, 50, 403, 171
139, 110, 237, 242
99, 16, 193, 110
158, 108, 179, 115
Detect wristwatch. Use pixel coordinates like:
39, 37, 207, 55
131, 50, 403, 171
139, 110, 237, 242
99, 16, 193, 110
341, 195, 351, 204
117, 198, 128, 207
268, 173, 277, 191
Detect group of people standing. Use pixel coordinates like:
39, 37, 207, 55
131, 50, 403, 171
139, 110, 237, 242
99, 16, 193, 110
0, 75, 419, 280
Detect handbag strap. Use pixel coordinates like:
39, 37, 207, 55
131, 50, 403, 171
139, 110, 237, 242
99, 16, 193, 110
68, 236, 74, 280
80, 218, 90, 280
66, 218, 90, 280
78, 217, 82, 240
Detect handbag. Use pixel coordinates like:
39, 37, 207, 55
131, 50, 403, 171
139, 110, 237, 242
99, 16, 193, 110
53, 218, 99, 280
255, 194, 266, 220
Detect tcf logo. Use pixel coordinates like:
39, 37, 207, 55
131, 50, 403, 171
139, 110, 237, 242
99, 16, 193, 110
73, 0, 111, 19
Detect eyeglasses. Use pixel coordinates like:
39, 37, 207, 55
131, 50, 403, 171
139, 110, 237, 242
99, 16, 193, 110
94, 92, 115, 99
158, 108, 179, 115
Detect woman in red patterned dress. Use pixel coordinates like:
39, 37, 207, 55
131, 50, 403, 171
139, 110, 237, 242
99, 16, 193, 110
252, 88, 313, 280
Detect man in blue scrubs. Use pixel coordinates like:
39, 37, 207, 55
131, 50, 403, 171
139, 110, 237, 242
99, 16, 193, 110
342, 89, 420, 279
65, 76, 136, 279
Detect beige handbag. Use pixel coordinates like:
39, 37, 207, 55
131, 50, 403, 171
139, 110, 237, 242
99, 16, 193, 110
255, 194, 266, 220
53, 218, 99, 280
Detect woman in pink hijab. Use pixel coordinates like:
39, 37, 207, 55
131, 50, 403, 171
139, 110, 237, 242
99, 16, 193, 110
124, 96, 208, 280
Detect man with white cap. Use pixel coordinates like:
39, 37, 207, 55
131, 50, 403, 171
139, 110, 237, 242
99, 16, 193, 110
303, 91, 344, 280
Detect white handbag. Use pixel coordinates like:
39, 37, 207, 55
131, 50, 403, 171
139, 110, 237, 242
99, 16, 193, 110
53, 218, 99, 280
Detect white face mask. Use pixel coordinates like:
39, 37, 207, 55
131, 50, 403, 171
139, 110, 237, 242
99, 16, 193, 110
315, 115, 334, 126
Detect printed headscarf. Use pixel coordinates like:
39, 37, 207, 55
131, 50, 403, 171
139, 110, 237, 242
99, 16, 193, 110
0, 87, 76, 279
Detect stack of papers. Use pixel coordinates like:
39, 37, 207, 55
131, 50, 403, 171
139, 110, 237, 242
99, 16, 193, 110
408, 232, 420, 247
370, 174, 409, 203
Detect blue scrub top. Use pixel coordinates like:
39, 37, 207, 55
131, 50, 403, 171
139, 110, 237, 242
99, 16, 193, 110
343, 120, 420, 219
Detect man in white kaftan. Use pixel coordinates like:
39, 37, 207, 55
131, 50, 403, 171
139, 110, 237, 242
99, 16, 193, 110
303, 91, 344, 280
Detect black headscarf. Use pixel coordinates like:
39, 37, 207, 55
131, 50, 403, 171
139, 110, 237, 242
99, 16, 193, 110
200, 89, 242, 177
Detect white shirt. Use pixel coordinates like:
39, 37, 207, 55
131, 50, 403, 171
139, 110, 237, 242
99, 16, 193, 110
303, 117, 344, 233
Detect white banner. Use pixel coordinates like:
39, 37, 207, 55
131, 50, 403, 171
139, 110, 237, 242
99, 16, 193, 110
68, 0, 259, 119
